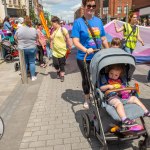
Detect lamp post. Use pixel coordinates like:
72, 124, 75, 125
2, 0, 8, 17
126, 3, 128, 22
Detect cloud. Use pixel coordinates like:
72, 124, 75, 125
42, 0, 69, 5
42, 0, 81, 22
71, 3, 81, 11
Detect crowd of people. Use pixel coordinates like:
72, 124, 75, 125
0, 0, 149, 125
0, 15, 72, 82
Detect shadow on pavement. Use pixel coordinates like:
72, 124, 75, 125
141, 98, 150, 110
65, 47, 80, 75
61, 89, 138, 150
133, 74, 147, 83
48, 71, 57, 79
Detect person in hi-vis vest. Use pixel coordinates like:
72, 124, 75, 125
114, 12, 144, 54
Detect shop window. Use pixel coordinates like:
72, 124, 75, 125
124, 6, 127, 14
103, 7, 108, 15
117, 6, 122, 14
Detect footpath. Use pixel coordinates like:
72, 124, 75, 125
0, 49, 150, 150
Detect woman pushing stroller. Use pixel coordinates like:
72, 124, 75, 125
100, 64, 150, 127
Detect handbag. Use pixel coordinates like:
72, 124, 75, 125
121, 24, 137, 49
82, 16, 99, 49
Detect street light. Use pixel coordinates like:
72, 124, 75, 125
2, 0, 8, 17
126, 3, 128, 22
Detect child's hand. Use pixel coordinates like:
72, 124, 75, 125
108, 85, 114, 90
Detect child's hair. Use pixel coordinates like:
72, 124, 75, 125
106, 64, 125, 77
111, 37, 121, 47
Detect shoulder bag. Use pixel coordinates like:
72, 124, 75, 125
82, 16, 99, 49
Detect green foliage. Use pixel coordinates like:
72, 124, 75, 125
29, 8, 37, 23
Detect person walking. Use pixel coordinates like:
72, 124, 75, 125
36, 23, 47, 68
3, 16, 12, 31
50, 16, 72, 82
15, 16, 38, 81
114, 12, 144, 54
71, 0, 109, 109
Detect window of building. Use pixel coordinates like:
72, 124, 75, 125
117, 6, 122, 14
9, 0, 12, 4
124, 6, 127, 14
103, 7, 108, 15
13, 0, 16, 4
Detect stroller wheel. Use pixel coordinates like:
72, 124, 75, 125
14, 63, 19, 71
82, 113, 91, 138
4, 54, 14, 63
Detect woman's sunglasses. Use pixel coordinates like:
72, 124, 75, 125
86, 4, 96, 9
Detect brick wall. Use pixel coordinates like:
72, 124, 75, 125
132, 0, 150, 10
109, 0, 132, 19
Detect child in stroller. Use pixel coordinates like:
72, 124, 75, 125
100, 64, 150, 127
81, 48, 150, 150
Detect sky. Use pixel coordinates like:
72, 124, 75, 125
41, 0, 82, 22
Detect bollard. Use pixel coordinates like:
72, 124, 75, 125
19, 50, 28, 84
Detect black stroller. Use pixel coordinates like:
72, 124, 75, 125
82, 48, 150, 150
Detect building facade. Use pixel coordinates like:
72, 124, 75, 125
74, 0, 132, 22
132, 0, 150, 18
0, 0, 29, 19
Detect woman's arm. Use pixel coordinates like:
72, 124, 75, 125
101, 36, 109, 48
65, 33, 72, 50
114, 20, 124, 33
137, 32, 144, 46
72, 38, 93, 54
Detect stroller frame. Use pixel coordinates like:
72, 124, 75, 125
1, 40, 19, 63
82, 48, 150, 150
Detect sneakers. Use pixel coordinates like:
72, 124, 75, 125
122, 118, 137, 127
31, 76, 37, 81
60, 76, 64, 82
144, 111, 150, 117
83, 101, 89, 109
57, 71, 60, 79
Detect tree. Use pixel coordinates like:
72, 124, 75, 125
29, 8, 37, 24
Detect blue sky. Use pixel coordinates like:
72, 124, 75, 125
41, 0, 81, 22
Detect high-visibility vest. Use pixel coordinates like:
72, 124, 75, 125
123, 23, 139, 50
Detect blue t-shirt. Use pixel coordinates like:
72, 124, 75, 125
71, 16, 105, 60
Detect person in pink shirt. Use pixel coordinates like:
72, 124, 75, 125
37, 23, 47, 68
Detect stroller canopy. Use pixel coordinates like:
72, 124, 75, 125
90, 48, 136, 85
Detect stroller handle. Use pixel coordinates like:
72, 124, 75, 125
105, 87, 137, 96
84, 49, 100, 62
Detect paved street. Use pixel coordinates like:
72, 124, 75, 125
0, 49, 150, 150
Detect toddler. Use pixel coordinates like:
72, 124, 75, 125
100, 64, 150, 127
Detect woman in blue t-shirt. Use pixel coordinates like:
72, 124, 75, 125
71, 0, 109, 109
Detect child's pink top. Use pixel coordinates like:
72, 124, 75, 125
37, 28, 46, 47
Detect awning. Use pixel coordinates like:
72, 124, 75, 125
139, 7, 150, 16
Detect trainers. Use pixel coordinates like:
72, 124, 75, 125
144, 111, 150, 117
57, 71, 60, 79
122, 118, 137, 127
31, 76, 37, 81
83, 101, 89, 109
60, 76, 64, 82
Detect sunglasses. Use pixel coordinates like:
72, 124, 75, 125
86, 4, 96, 9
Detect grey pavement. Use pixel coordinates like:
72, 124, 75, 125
0, 50, 150, 150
